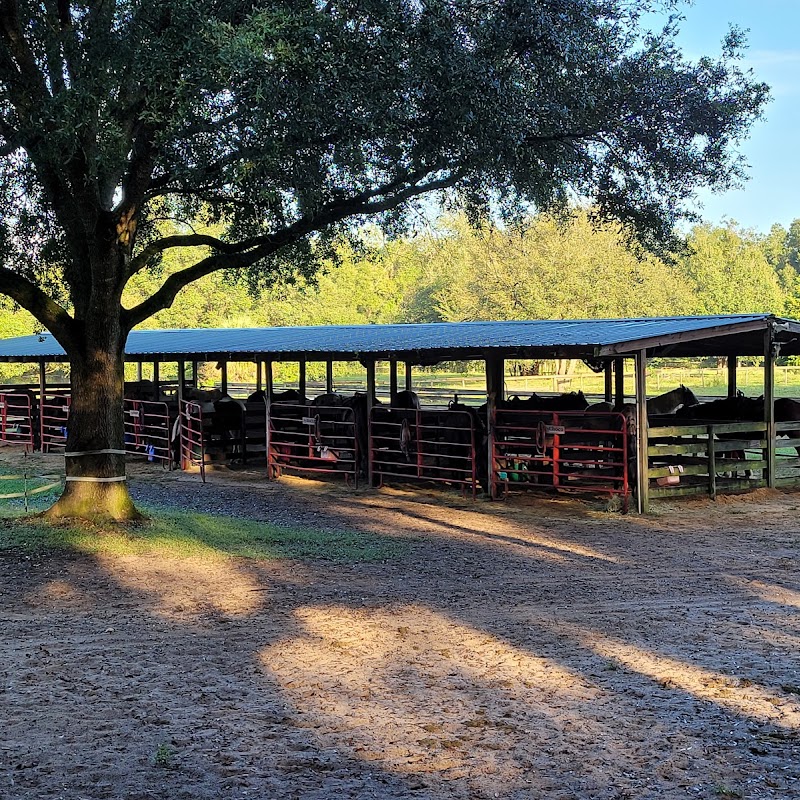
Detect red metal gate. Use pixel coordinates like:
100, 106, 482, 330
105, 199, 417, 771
491, 409, 629, 508
124, 399, 172, 467
0, 393, 35, 450
268, 403, 359, 485
369, 407, 479, 496
40, 394, 71, 452
179, 400, 205, 481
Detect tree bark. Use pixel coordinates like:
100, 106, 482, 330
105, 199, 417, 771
44, 327, 141, 521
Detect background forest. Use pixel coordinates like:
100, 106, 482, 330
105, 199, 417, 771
2, 210, 799, 381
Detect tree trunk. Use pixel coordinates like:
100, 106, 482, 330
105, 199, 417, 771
45, 334, 141, 521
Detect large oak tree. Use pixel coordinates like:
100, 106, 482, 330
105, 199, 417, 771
0, 0, 768, 518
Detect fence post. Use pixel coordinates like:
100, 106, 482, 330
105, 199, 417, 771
389, 360, 398, 403
486, 357, 504, 499
764, 327, 776, 488
366, 360, 377, 487
635, 349, 649, 514
707, 425, 716, 500
727, 356, 737, 398
614, 358, 625, 407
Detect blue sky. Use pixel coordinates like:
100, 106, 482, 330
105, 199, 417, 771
657, 1, 800, 232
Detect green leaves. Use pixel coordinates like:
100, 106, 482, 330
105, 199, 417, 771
0, 0, 771, 333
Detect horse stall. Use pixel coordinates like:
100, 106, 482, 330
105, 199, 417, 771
4, 315, 800, 513
0, 391, 37, 450
123, 398, 172, 467
489, 406, 630, 509
40, 393, 70, 452
178, 399, 206, 481
268, 399, 360, 486
368, 402, 481, 496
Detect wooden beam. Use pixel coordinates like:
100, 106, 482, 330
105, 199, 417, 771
326, 360, 334, 393
405, 362, 413, 391
727, 356, 737, 398
256, 360, 262, 392
764, 329, 776, 488
153, 361, 160, 399
38, 360, 46, 402
265, 360, 273, 398
298, 360, 306, 400
485, 357, 504, 499
635, 350, 649, 513
614, 357, 625, 407
366, 361, 377, 487
389, 360, 398, 402
604, 361, 613, 402
597, 318, 769, 356
192, 361, 199, 388
177, 360, 186, 403
136, 362, 143, 382
220, 361, 228, 395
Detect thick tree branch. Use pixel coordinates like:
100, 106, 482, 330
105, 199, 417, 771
0, 268, 77, 350
122, 168, 465, 331
127, 233, 258, 276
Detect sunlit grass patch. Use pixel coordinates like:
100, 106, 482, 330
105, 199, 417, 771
0, 508, 407, 563
0, 462, 62, 512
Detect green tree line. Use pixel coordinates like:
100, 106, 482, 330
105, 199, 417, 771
4, 211, 800, 378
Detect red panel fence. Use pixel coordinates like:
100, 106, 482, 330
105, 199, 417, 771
268, 403, 359, 485
124, 399, 172, 467
0, 393, 35, 450
490, 409, 629, 509
369, 406, 479, 496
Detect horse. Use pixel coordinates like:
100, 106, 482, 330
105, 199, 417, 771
675, 393, 764, 478
500, 391, 589, 412
391, 390, 421, 409
774, 398, 800, 456
647, 385, 699, 416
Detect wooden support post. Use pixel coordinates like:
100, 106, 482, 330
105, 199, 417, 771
389, 360, 398, 403
707, 425, 717, 500
405, 362, 412, 391
604, 361, 613, 402
614, 357, 625, 407
486, 357, 504, 499
177, 360, 186, 404
136, 362, 143, 382
635, 349, 649, 514
192, 361, 199, 388
727, 356, 738, 398
256, 360, 262, 392
764, 328, 776, 488
326, 361, 334, 393
153, 361, 160, 399
298, 360, 306, 401
265, 360, 273, 398
220, 361, 228, 395
366, 361, 377, 487
38, 360, 46, 402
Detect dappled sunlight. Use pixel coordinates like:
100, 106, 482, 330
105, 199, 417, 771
727, 575, 800, 610
94, 554, 264, 619
566, 623, 800, 728
322, 493, 627, 564
259, 605, 662, 793
25, 578, 94, 611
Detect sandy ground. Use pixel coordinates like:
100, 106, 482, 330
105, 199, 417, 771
1, 455, 800, 799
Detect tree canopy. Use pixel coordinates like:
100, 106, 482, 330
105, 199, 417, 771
0, 0, 771, 518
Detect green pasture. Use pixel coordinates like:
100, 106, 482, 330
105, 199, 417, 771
270, 364, 800, 401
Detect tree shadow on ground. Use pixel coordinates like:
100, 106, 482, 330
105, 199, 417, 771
1, 476, 799, 799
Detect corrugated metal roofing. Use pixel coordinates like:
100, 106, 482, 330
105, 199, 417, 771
0, 315, 797, 361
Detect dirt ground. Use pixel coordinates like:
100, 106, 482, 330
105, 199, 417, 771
1, 456, 800, 799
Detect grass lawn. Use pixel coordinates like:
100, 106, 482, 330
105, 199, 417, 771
0, 507, 407, 563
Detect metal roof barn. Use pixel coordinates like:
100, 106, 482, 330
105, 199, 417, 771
1, 314, 799, 363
